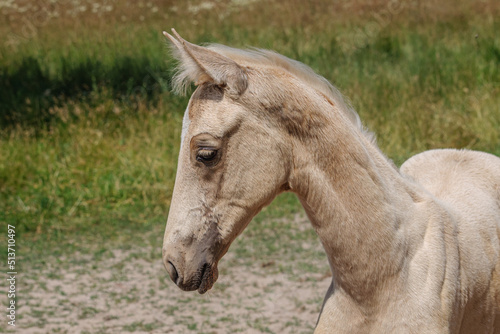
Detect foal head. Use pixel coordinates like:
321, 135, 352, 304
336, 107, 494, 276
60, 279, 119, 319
162, 30, 297, 293
161, 30, 361, 293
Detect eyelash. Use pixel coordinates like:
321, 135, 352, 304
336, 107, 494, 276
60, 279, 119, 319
196, 148, 219, 166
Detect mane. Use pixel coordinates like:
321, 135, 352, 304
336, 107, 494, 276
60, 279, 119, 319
170, 43, 375, 143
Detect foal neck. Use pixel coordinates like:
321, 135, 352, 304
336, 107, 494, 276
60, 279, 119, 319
289, 105, 416, 302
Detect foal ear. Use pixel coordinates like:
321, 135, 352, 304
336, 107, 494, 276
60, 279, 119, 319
164, 29, 248, 96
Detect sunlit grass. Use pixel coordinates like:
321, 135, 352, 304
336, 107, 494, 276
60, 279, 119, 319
1, 99, 182, 233
0, 0, 499, 263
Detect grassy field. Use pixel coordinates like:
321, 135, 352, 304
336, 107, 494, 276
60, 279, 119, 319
1, 0, 499, 266
1, 1, 499, 333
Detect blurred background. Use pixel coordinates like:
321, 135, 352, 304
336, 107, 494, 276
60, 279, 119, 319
0, 1, 499, 332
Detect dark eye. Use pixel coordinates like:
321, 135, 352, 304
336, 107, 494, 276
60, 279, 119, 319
196, 148, 219, 166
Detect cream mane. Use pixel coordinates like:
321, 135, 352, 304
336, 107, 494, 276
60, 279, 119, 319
170, 43, 375, 142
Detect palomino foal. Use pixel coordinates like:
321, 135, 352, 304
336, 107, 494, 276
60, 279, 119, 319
161, 30, 500, 333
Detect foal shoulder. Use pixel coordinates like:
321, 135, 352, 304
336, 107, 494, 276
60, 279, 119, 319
401, 149, 500, 328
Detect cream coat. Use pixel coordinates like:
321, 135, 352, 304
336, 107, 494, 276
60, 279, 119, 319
161, 30, 500, 333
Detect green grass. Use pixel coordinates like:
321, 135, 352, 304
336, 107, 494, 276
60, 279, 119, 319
0, 0, 499, 266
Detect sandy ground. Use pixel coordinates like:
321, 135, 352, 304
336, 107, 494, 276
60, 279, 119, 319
2, 215, 332, 334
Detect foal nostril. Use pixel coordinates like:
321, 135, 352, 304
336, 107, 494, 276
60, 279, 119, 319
165, 260, 179, 284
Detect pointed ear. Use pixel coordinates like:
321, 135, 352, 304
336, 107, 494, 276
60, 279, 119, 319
163, 29, 248, 96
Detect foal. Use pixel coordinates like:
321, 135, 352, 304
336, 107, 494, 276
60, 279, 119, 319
161, 30, 500, 333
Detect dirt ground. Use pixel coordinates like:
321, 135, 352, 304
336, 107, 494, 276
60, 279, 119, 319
3, 214, 332, 334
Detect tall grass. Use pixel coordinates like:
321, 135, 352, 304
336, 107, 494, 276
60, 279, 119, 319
1, 0, 499, 251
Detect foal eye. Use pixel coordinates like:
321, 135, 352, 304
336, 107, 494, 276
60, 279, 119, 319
196, 148, 219, 166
